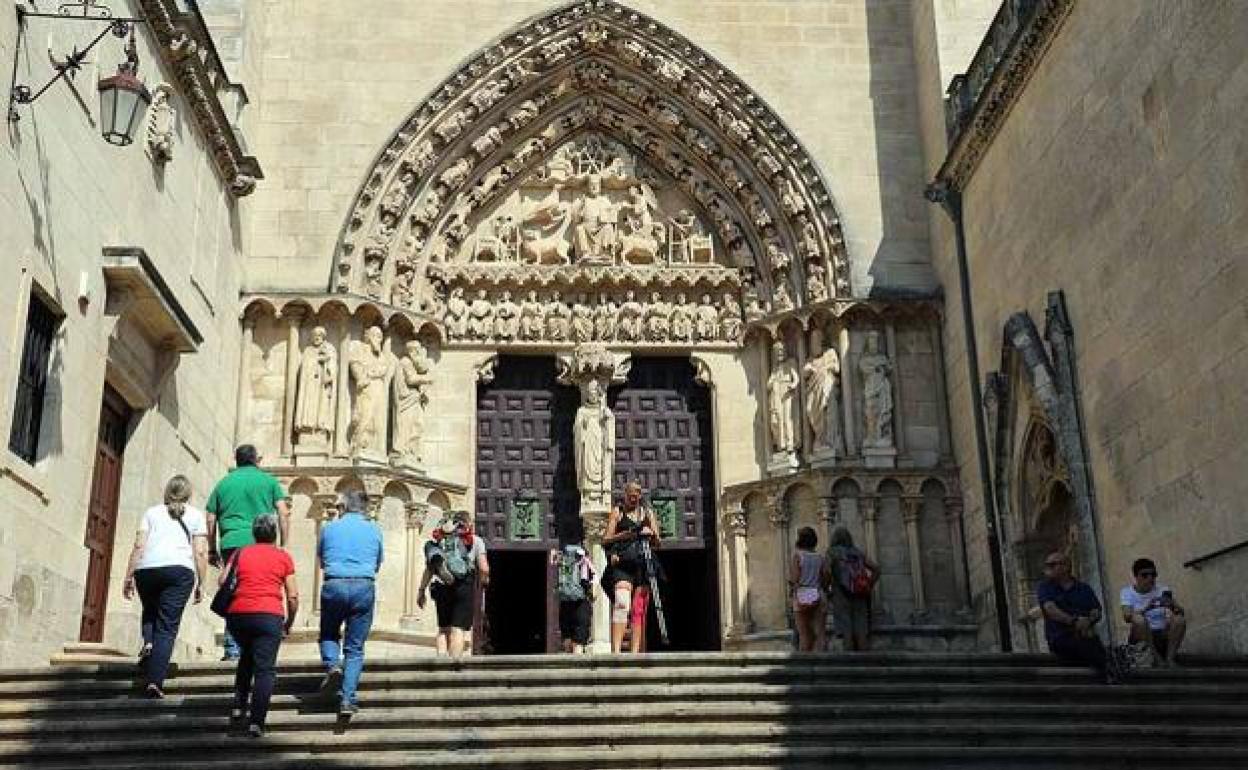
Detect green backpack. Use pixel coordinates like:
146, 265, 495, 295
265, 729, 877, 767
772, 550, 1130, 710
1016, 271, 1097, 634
556, 547, 586, 602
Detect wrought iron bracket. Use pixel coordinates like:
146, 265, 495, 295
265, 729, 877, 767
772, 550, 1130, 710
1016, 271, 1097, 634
8, 3, 147, 124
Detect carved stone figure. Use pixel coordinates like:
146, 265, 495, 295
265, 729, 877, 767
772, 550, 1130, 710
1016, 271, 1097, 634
574, 378, 615, 509
439, 158, 472, 191
803, 328, 842, 455
471, 125, 504, 158
519, 289, 544, 341
618, 289, 644, 342
571, 294, 594, 343
720, 293, 743, 341
445, 287, 468, 338
506, 99, 539, 131
467, 289, 493, 340
860, 331, 895, 449
144, 83, 176, 163
772, 274, 795, 312
645, 291, 670, 341
593, 292, 617, 341
767, 341, 800, 455
348, 326, 396, 459
695, 294, 719, 341
363, 249, 385, 299
546, 291, 571, 341
572, 173, 618, 261
806, 261, 829, 303
669, 293, 693, 343
293, 326, 336, 451
494, 290, 520, 341
392, 340, 433, 468
435, 109, 472, 143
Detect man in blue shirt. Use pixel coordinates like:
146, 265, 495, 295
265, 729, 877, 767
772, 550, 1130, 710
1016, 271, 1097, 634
318, 490, 383, 715
1036, 551, 1117, 683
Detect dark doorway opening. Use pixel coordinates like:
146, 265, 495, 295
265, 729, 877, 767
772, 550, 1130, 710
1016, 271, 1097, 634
648, 549, 720, 652
483, 550, 550, 655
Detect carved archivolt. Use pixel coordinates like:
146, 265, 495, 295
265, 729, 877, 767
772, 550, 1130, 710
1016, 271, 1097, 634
332, 0, 851, 348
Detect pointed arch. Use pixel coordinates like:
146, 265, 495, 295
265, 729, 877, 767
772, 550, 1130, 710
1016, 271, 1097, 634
332, 0, 851, 347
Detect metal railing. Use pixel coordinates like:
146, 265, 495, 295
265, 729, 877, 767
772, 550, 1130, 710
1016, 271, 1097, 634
944, 0, 1043, 143
1184, 539, 1248, 571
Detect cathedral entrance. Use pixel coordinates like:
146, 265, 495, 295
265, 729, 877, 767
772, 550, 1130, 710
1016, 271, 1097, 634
474, 355, 719, 652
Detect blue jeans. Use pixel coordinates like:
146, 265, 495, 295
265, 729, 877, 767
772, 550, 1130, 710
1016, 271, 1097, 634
134, 565, 195, 688
318, 578, 376, 706
226, 612, 284, 728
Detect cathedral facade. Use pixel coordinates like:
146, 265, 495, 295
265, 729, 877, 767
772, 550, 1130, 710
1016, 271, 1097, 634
2, 0, 1245, 666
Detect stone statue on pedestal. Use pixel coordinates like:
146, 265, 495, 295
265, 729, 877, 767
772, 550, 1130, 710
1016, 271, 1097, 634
293, 325, 336, 452
860, 331, 895, 449
802, 328, 842, 456
574, 378, 615, 512
767, 341, 799, 455
392, 340, 433, 468
348, 326, 396, 460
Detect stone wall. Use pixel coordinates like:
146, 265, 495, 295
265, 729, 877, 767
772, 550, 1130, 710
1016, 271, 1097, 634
245, 0, 935, 297
0, 5, 251, 666
921, 1, 1248, 652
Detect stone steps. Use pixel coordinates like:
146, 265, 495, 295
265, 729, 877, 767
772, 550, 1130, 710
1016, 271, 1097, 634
1, 652, 1246, 769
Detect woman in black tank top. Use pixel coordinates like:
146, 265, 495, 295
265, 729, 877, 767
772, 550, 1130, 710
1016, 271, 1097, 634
602, 482, 661, 653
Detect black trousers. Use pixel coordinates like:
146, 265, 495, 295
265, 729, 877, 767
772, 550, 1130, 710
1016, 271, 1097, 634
1049, 633, 1108, 672
134, 565, 195, 688
226, 613, 284, 727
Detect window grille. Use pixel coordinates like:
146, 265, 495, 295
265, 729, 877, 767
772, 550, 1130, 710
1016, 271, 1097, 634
8, 291, 61, 463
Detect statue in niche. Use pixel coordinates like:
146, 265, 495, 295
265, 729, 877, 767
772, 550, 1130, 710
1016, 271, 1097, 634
695, 294, 719, 342
467, 289, 493, 341
720, 292, 743, 341
494, 290, 520, 342
618, 290, 644, 342
293, 326, 336, 451
860, 331, 895, 449
742, 280, 768, 323
519, 289, 544, 341
392, 340, 433, 468
767, 341, 800, 456
802, 327, 842, 455
669, 293, 693, 343
445, 288, 468, 339
363, 250, 385, 299
574, 378, 615, 510
348, 326, 396, 459
645, 291, 670, 341
767, 242, 792, 274
390, 255, 416, 308
572, 173, 618, 262
594, 292, 617, 341
618, 185, 665, 264
570, 294, 594, 343
772, 274, 795, 313
546, 291, 571, 341
806, 261, 829, 303
438, 158, 472, 191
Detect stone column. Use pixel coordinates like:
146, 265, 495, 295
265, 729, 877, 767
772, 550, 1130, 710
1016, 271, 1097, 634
860, 495, 881, 608
280, 308, 305, 458
768, 496, 791, 626
795, 329, 810, 462
333, 317, 352, 458
902, 496, 927, 619
310, 494, 339, 615
839, 327, 858, 457
583, 509, 611, 653
930, 325, 953, 461
886, 323, 906, 456
402, 501, 429, 628
945, 496, 972, 616
723, 503, 752, 637
817, 495, 838, 547
234, 312, 257, 443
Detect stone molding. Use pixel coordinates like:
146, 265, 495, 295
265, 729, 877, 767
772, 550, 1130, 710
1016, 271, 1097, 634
931, 0, 1076, 193
332, 0, 852, 328
721, 467, 961, 519
137, 0, 263, 196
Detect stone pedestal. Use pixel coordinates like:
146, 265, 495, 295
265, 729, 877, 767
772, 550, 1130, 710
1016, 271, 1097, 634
766, 451, 799, 476
862, 445, 897, 468
808, 446, 839, 469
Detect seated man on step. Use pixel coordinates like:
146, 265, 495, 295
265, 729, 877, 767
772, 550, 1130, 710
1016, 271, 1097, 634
1036, 551, 1119, 684
1120, 557, 1187, 667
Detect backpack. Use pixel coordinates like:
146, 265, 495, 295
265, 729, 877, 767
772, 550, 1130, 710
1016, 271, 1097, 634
443, 535, 474, 580
556, 549, 586, 602
836, 547, 873, 597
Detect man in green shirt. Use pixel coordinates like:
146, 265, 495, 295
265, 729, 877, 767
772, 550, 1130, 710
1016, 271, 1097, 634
205, 444, 291, 660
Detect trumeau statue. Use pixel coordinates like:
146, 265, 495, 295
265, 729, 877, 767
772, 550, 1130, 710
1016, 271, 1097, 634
348, 326, 396, 460
574, 378, 615, 511
803, 327, 842, 455
293, 326, 336, 451
767, 341, 800, 456
860, 331, 895, 449
392, 340, 433, 468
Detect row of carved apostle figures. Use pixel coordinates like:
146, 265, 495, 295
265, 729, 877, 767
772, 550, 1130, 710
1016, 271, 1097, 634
441, 286, 745, 344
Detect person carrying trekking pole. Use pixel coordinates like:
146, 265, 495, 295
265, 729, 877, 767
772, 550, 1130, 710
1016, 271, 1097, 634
602, 481, 661, 653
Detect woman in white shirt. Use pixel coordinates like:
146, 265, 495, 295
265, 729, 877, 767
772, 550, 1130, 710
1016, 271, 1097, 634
122, 475, 209, 697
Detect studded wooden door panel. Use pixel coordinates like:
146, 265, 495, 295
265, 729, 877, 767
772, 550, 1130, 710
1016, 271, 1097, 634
609, 357, 714, 550
475, 357, 579, 549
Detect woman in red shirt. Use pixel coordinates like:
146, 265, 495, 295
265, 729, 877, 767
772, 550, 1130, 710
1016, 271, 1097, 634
222, 513, 298, 737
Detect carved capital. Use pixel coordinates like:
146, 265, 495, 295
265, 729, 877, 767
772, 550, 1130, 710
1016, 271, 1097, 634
476, 353, 499, 385
581, 507, 609, 543
312, 493, 340, 522
902, 496, 923, 524
860, 496, 879, 523
556, 343, 630, 390
944, 496, 965, 522
366, 496, 384, 520
404, 500, 430, 530
818, 496, 838, 523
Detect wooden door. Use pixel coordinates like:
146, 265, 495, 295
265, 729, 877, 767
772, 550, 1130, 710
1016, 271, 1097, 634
79, 385, 131, 642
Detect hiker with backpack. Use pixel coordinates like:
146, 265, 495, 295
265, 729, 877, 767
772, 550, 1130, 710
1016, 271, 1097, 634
826, 526, 879, 652
417, 510, 489, 658
121, 475, 209, 698
789, 527, 832, 652
551, 544, 595, 654
602, 481, 662, 653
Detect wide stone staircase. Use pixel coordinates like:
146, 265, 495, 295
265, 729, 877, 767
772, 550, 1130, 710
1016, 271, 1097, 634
2, 652, 1247, 769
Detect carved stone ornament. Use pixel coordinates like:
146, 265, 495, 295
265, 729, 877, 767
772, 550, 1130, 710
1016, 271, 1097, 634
330, 0, 852, 339
144, 83, 176, 164
859, 331, 895, 450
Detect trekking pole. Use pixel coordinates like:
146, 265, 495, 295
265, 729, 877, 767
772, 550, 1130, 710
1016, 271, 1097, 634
640, 538, 669, 645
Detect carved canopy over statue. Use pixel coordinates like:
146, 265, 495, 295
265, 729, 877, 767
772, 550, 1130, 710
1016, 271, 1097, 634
331, 0, 853, 342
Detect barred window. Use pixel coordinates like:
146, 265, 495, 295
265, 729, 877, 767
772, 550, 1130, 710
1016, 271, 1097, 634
8, 290, 62, 463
